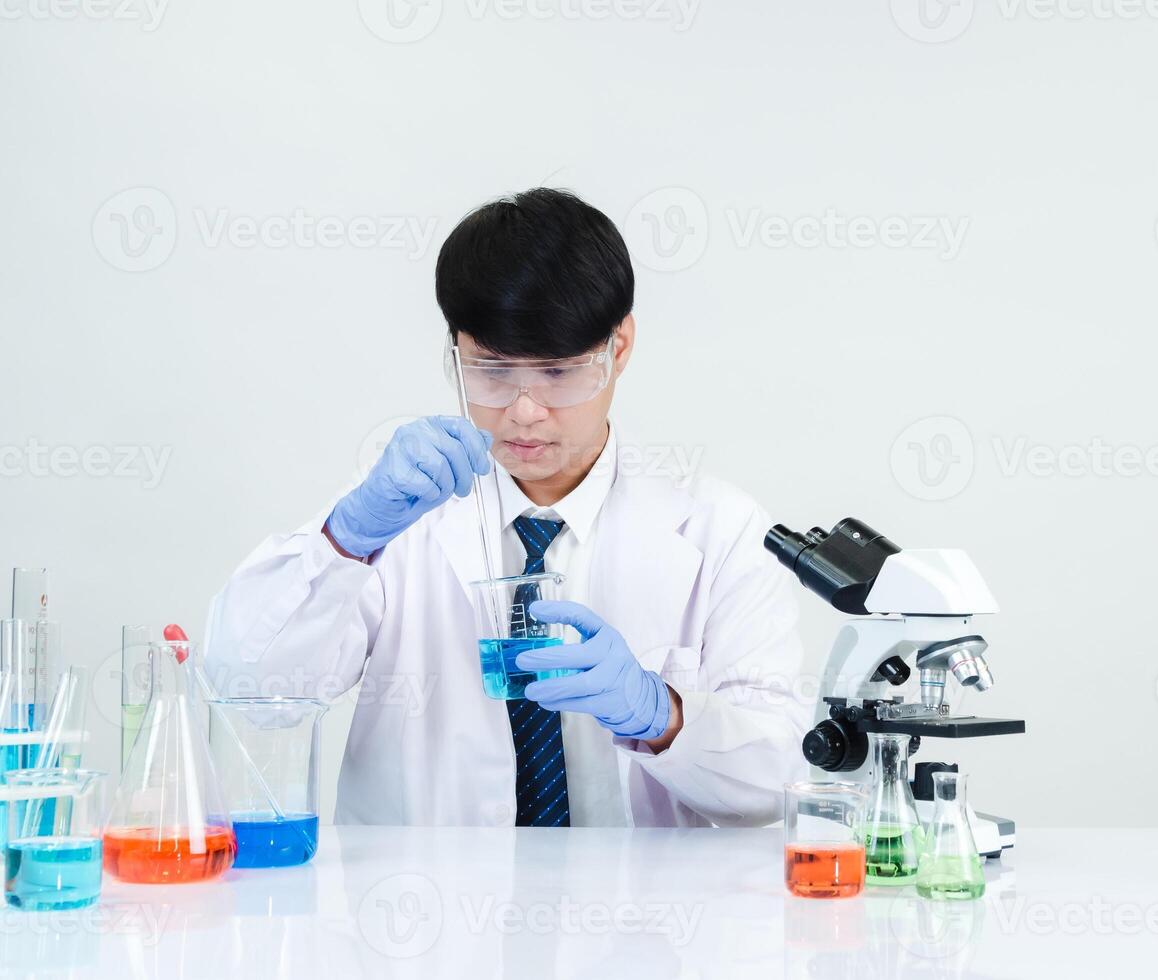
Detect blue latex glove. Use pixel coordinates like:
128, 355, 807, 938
516, 600, 672, 741
327, 416, 492, 557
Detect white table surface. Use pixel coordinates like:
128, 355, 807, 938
2, 826, 1154, 979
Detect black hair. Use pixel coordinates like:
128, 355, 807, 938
435, 187, 634, 358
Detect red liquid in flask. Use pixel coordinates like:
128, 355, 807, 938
103, 826, 236, 883
785, 843, 866, 898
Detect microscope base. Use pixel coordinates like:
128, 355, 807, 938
913, 799, 1015, 858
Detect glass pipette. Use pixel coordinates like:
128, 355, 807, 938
450, 345, 503, 638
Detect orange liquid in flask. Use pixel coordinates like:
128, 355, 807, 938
784, 842, 866, 898
102, 826, 237, 883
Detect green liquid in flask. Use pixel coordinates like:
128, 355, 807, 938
916, 854, 986, 900
862, 824, 923, 885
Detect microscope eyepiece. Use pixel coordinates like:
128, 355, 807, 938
764, 518, 901, 615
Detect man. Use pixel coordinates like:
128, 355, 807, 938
206, 188, 807, 828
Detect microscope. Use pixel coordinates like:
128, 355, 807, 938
765, 518, 1025, 858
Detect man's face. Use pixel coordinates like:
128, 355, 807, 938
456, 316, 634, 485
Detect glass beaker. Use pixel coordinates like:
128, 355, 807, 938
4, 768, 107, 911
208, 697, 328, 868
784, 781, 868, 898
103, 640, 236, 883
859, 732, 924, 886
470, 572, 578, 701
916, 772, 985, 900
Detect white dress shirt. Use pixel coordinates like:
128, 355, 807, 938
493, 422, 627, 826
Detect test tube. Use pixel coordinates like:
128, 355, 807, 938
2, 621, 33, 767
0, 671, 18, 777
11, 568, 48, 625
32, 621, 61, 732
11, 569, 51, 731
121, 625, 152, 770
34, 665, 88, 771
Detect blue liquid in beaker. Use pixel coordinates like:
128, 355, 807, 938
232, 812, 319, 868
5, 836, 103, 910
478, 636, 577, 700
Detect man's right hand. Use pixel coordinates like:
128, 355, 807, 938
326, 416, 493, 558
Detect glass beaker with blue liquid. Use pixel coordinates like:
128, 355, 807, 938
3, 768, 107, 911
471, 572, 578, 700
208, 697, 327, 869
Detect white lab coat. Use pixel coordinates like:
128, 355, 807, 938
205, 439, 809, 828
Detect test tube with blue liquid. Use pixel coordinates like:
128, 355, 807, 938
208, 697, 328, 868
11, 569, 52, 732
1, 620, 34, 771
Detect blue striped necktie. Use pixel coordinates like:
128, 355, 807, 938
507, 515, 570, 827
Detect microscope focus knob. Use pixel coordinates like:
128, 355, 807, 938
802, 720, 869, 772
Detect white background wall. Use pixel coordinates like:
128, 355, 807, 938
2, 0, 1155, 828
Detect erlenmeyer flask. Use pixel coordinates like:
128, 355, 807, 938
859, 732, 924, 885
103, 640, 236, 883
916, 772, 985, 900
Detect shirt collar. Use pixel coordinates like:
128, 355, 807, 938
494, 421, 618, 545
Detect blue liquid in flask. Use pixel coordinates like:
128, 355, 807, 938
478, 636, 577, 700
5, 836, 103, 910
232, 813, 319, 868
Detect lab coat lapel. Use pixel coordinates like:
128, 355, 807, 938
587, 470, 702, 672
433, 479, 505, 603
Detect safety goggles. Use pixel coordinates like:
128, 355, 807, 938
443, 333, 615, 409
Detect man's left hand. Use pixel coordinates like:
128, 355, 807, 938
516, 600, 674, 743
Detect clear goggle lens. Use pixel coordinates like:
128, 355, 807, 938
444, 335, 614, 409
